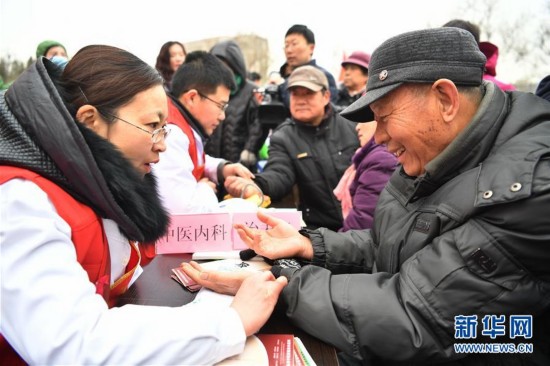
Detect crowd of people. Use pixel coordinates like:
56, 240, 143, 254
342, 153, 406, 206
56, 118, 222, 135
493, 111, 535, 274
1, 19, 550, 365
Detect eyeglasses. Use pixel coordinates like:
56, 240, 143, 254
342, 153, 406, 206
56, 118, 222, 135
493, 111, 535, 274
79, 87, 170, 144
197, 91, 229, 112
100, 111, 170, 144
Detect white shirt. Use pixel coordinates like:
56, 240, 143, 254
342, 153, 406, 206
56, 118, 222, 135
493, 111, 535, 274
0, 179, 245, 364
102, 218, 143, 286
154, 125, 226, 214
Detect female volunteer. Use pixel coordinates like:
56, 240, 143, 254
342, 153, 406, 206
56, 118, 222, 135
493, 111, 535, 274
0, 45, 285, 365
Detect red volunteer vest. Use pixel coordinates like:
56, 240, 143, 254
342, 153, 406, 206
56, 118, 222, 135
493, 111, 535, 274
167, 98, 205, 181
0, 166, 141, 364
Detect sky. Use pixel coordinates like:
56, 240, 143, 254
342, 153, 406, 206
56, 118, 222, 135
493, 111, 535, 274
1, 0, 547, 84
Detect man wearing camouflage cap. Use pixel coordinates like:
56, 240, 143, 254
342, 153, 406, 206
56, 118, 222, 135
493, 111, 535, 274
187, 27, 550, 364
225, 65, 359, 231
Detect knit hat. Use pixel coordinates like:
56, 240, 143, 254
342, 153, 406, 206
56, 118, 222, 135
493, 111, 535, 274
479, 41, 498, 76
36, 40, 66, 58
287, 65, 328, 92
341, 28, 486, 122
342, 51, 371, 71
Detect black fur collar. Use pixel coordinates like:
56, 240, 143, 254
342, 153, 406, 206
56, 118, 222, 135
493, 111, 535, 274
76, 122, 170, 243
3, 58, 169, 244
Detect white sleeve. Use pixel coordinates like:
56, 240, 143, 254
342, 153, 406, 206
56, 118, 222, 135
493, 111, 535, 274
0, 179, 246, 365
153, 125, 220, 214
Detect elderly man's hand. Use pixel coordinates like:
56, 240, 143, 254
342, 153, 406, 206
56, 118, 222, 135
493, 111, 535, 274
180, 261, 252, 295
223, 163, 254, 180
224, 176, 259, 198
234, 210, 314, 260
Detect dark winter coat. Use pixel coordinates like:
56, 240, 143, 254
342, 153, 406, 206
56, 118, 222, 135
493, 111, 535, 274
536, 74, 550, 102
206, 41, 264, 163
333, 86, 365, 112
254, 107, 359, 231
278, 82, 550, 365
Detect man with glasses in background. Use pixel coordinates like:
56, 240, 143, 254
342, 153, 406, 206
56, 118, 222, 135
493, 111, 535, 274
154, 51, 254, 215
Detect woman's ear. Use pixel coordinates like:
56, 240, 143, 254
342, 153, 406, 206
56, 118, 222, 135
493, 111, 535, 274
76, 105, 99, 128
432, 79, 459, 123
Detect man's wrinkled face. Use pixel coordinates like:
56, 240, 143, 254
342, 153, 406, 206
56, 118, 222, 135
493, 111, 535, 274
370, 85, 451, 177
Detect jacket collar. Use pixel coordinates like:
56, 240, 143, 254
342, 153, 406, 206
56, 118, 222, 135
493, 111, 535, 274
352, 138, 376, 166
168, 94, 209, 142
292, 104, 335, 133
407, 82, 508, 201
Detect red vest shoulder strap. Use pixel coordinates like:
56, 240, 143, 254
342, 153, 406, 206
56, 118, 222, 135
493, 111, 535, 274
166, 98, 205, 181
0, 166, 111, 297
0, 166, 113, 364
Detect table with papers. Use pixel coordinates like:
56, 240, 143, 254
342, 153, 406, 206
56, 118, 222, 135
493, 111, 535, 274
116, 253, 339, 365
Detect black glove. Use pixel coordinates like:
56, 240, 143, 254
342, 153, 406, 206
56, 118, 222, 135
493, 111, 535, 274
239, 249, 274, 265
270, 258, 302, 281
239, 249, 301, 280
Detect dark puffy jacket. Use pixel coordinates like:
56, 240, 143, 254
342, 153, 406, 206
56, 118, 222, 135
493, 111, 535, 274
536, 75, 550, 102
333, 86, 365, 113
206, 40, 264, 163
279, 83, 550, 364
254, 107, 359, 231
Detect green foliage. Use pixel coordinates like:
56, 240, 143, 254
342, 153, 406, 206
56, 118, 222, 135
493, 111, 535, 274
0, 55, 32, 89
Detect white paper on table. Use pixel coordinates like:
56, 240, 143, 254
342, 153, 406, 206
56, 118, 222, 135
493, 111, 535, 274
189, 258, 271, 308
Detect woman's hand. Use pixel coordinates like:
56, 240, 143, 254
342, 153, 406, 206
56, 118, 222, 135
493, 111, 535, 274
231, 271, 288, 336
180, 261, 288, 336
180, 261, 252, 295
234, 210, 313, 260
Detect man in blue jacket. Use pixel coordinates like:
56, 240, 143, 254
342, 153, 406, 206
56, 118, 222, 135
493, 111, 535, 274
277, 24, 339, 108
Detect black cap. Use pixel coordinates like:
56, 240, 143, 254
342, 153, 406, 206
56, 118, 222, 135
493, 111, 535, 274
341, 28, 486, 122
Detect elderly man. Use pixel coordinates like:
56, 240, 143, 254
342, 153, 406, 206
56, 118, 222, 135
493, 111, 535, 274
225, 65, 359, 231
184, 28, 550, 365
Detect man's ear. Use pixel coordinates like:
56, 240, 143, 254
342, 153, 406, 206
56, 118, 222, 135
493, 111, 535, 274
75, 105, 99, 128
308, 43, 315, 57
180, 89, 198, 108
322, 89, 331, 106
432, 79, 459, 123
